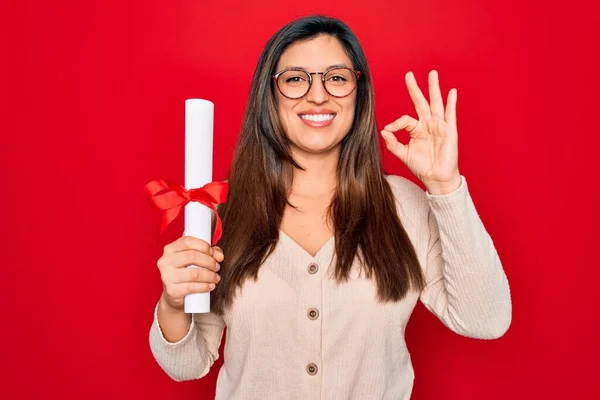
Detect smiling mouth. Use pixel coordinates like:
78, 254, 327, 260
298, 113, 337, 127
299, 113, 336, 122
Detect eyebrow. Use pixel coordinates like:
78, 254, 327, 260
284, 63, 350, 70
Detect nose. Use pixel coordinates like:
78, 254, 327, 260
305, 74, 329, 104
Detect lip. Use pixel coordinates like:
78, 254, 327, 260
298, 108, 337, 128
298, 108, 336, 115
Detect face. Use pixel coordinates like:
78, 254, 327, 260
274, 35, 357, 156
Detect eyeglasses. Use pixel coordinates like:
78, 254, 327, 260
272, 66, 362, 99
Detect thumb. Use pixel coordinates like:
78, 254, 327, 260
211, 246, 225, 262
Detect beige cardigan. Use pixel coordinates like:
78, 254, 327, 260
149, 174, 512, 399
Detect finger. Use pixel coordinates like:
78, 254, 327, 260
211, 246, 225, 263
168, 282, 216, 298
445, 88, 458, 127
173, 267, 221, 284
384, 115, 419, 135
164, 236, 212, 256
380, 129, 408, 164
164, 249, 220, 272
428, 70, 444, 118
183, 282, 216, 294
405, 71, 431, 119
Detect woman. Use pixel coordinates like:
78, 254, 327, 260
149, 15, 511, 399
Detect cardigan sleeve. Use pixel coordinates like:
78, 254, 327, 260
418, 175, 512, 339
149, 302, 226, 381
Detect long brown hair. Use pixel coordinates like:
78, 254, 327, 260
211, 15, 424, 315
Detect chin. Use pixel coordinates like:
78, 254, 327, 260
295, 139, 340, 155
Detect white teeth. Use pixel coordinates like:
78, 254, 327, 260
300, 114, 335, 122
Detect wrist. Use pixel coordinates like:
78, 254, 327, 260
425, 175, 462, 195
159, 292, 184, 315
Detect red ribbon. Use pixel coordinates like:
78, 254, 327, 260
144, 179, 228, 245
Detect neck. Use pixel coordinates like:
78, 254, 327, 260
289, 146, 339, 197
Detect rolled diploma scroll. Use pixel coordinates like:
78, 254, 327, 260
184, 99, 214, 314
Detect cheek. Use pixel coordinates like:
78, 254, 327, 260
341, 99, 357, 126
276, 97, 299, 132
278, 107, 293, 133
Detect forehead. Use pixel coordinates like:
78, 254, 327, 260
276, 35, 352, 71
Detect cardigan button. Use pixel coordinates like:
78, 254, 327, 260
306, 363, 318, 376
308, 263, 319, 274
307, 308, 319, 320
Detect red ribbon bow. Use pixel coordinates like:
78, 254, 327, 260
144, 179, 228, 245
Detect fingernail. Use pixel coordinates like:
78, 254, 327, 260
216, 274, 221, 282
209, 283, 216, 290
216, 263, 221, 271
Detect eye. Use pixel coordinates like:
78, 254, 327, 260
285, 75, 306, 83
327, 75, 348, 82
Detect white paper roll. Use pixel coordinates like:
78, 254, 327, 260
184, 99, 214, 314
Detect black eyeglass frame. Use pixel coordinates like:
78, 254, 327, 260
272, 66, 363, 99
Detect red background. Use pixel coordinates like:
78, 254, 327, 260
2, 0, 599, 398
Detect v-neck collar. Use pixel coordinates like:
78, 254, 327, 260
279, 230, 335, 262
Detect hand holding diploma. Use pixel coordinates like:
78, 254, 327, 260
156, 236, 224, 311
153, 237, 224, 343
